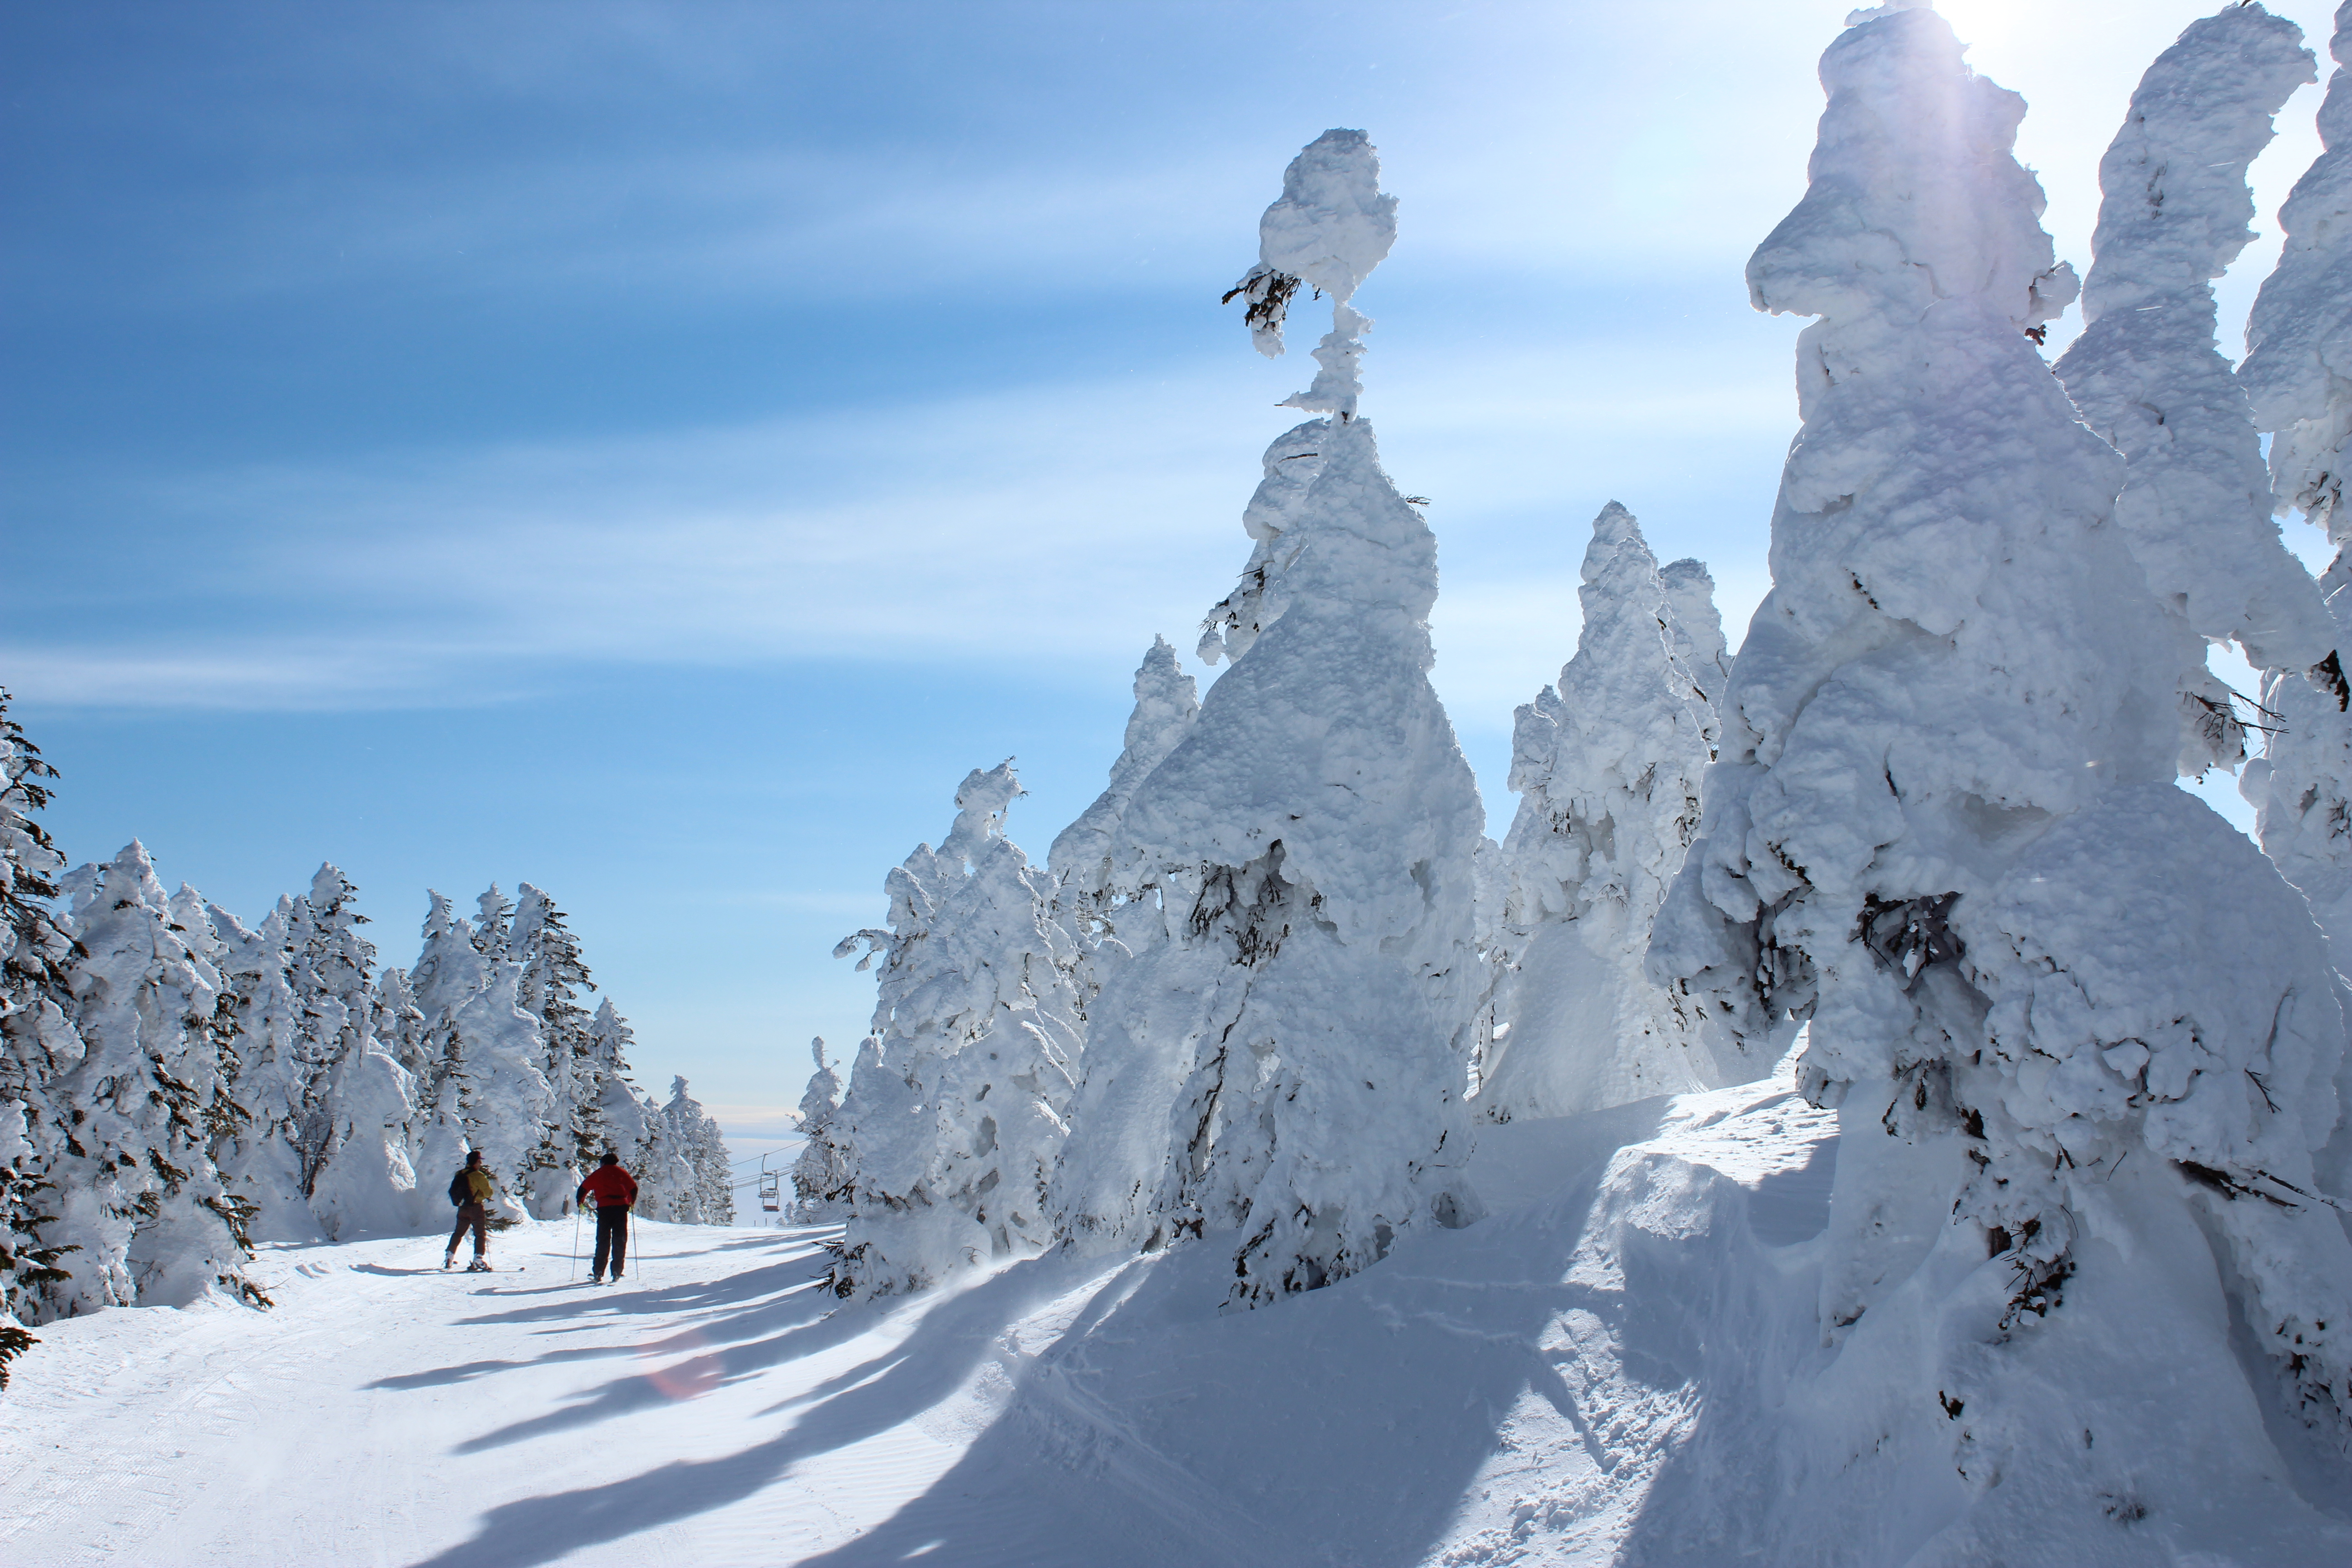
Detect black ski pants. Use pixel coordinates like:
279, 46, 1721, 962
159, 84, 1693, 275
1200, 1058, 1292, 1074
592, 1205, 630, 1278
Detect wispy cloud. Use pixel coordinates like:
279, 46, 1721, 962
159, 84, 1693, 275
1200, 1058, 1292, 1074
10, 337, 1798, 720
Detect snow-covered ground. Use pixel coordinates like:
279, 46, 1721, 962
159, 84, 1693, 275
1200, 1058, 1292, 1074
1, 1064, 1847, 1568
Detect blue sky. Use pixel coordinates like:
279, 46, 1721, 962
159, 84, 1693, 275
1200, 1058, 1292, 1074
4, 0, 2337, 1155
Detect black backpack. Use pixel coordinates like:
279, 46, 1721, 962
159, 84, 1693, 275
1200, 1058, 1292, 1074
448, 1166, 470, 1207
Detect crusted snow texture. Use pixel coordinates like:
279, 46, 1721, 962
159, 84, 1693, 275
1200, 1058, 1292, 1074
1655, 1, 2352, 1453
1479, 504, 1743, 1123
2244, 1, 2352, 543
1225, 127, 1396, 358
1050, 638, 1201, 907
829, 764, 1081, 1298
2054, 4, 2327, 779
2243, 5, 2352, 966
790, 1035, 848, 1221
1052, 409, 1485, 1304
1197, 421, 1329, 669
54, 844, 259, 1312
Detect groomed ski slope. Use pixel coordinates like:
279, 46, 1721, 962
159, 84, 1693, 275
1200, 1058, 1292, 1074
0, 1057, 2046, 1568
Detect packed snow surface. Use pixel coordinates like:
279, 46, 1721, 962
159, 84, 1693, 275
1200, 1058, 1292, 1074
10, 1050, 2341, 1566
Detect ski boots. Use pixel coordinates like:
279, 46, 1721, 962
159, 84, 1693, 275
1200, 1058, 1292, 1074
466, 1257, 493, 1273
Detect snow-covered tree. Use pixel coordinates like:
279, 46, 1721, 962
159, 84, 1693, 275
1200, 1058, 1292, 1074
2055, 3, 2333, 780
52, 843, 262, 1312
662, 1076, 732, 1225
1050, 637, 1201, 927
829, 763, 1083, 1296
282, 864, 381, 1200
1653, 0, 2352, 1490
1049, 639, 1200, 1015
0, 692, 80, 1364
2242, 1, 2352, 953
1478, 503, 1742, 1122
508, 882, 597, 1214
582, 1000, 693, 1220
789, 1036, 848, 1222
210, 901, 321, 1244
406, 890, 550, 1222
1051, 130, 1484, 1306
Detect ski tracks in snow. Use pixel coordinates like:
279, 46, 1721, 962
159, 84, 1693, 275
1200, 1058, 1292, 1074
2, 1076, 1842, 1567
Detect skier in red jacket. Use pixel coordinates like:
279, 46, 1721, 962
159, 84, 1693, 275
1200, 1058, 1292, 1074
576, 1152, 640, 1284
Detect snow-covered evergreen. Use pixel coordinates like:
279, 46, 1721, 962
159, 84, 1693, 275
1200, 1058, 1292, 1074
405, 892, 551, 1222
662, 1077, 733, 1226
1051, 130, 1483, 1305
508, 883, 597, 1215
2055, 3, 2332, 779
828, 763, 1081, 1297
0, 693, 79, 1372
789, 1036, 847, 1222
210, 901, 320, 1244
2242, 2, 2352, 954
52, 843, 262, 1312
1653, 4, 2352, 1525
1479, 503, 1740, 1122
584, 1000, 695, 1221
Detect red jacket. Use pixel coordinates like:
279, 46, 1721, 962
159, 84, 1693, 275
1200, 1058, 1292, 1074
577, 1165, 638, 1209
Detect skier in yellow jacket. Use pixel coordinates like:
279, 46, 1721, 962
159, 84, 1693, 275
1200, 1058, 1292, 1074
444, 1150, 499, 1272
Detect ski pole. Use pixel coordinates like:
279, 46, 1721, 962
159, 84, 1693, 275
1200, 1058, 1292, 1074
570, 1202, 581, 1283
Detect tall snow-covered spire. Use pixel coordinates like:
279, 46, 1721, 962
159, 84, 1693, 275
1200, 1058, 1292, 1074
1655, 1, 2352, 1524
1050, 637, 1200, 912
2243, 0, 2352, 552
2239, 2, 2352, 957
2055, 4, 2331, 777
1053, 129, 1482, 1305
1479, 504, 1739, 1121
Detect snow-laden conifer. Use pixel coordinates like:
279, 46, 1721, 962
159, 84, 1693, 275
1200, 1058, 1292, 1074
584, 1001, 691, 1220
1050, 638, 1200, 919
2055, 4, 2332, 778
209, 901, 321, 1244
1653, 0, 2352, 1472
508, 882, 597, 1214
1049, 638, 1199, 1008
829, 763, 1081, 1295
0, 693, 80, 1358
1479, 504, 1738, 1121
53, 843, 262, 1311
1052, 131, 1483, 1305
279, 864, 382, 1202
662, 1076, 732, 1225
406, 891, 550, 1221
789, 1036, 848, 1221
2241, 2, 2352, 952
